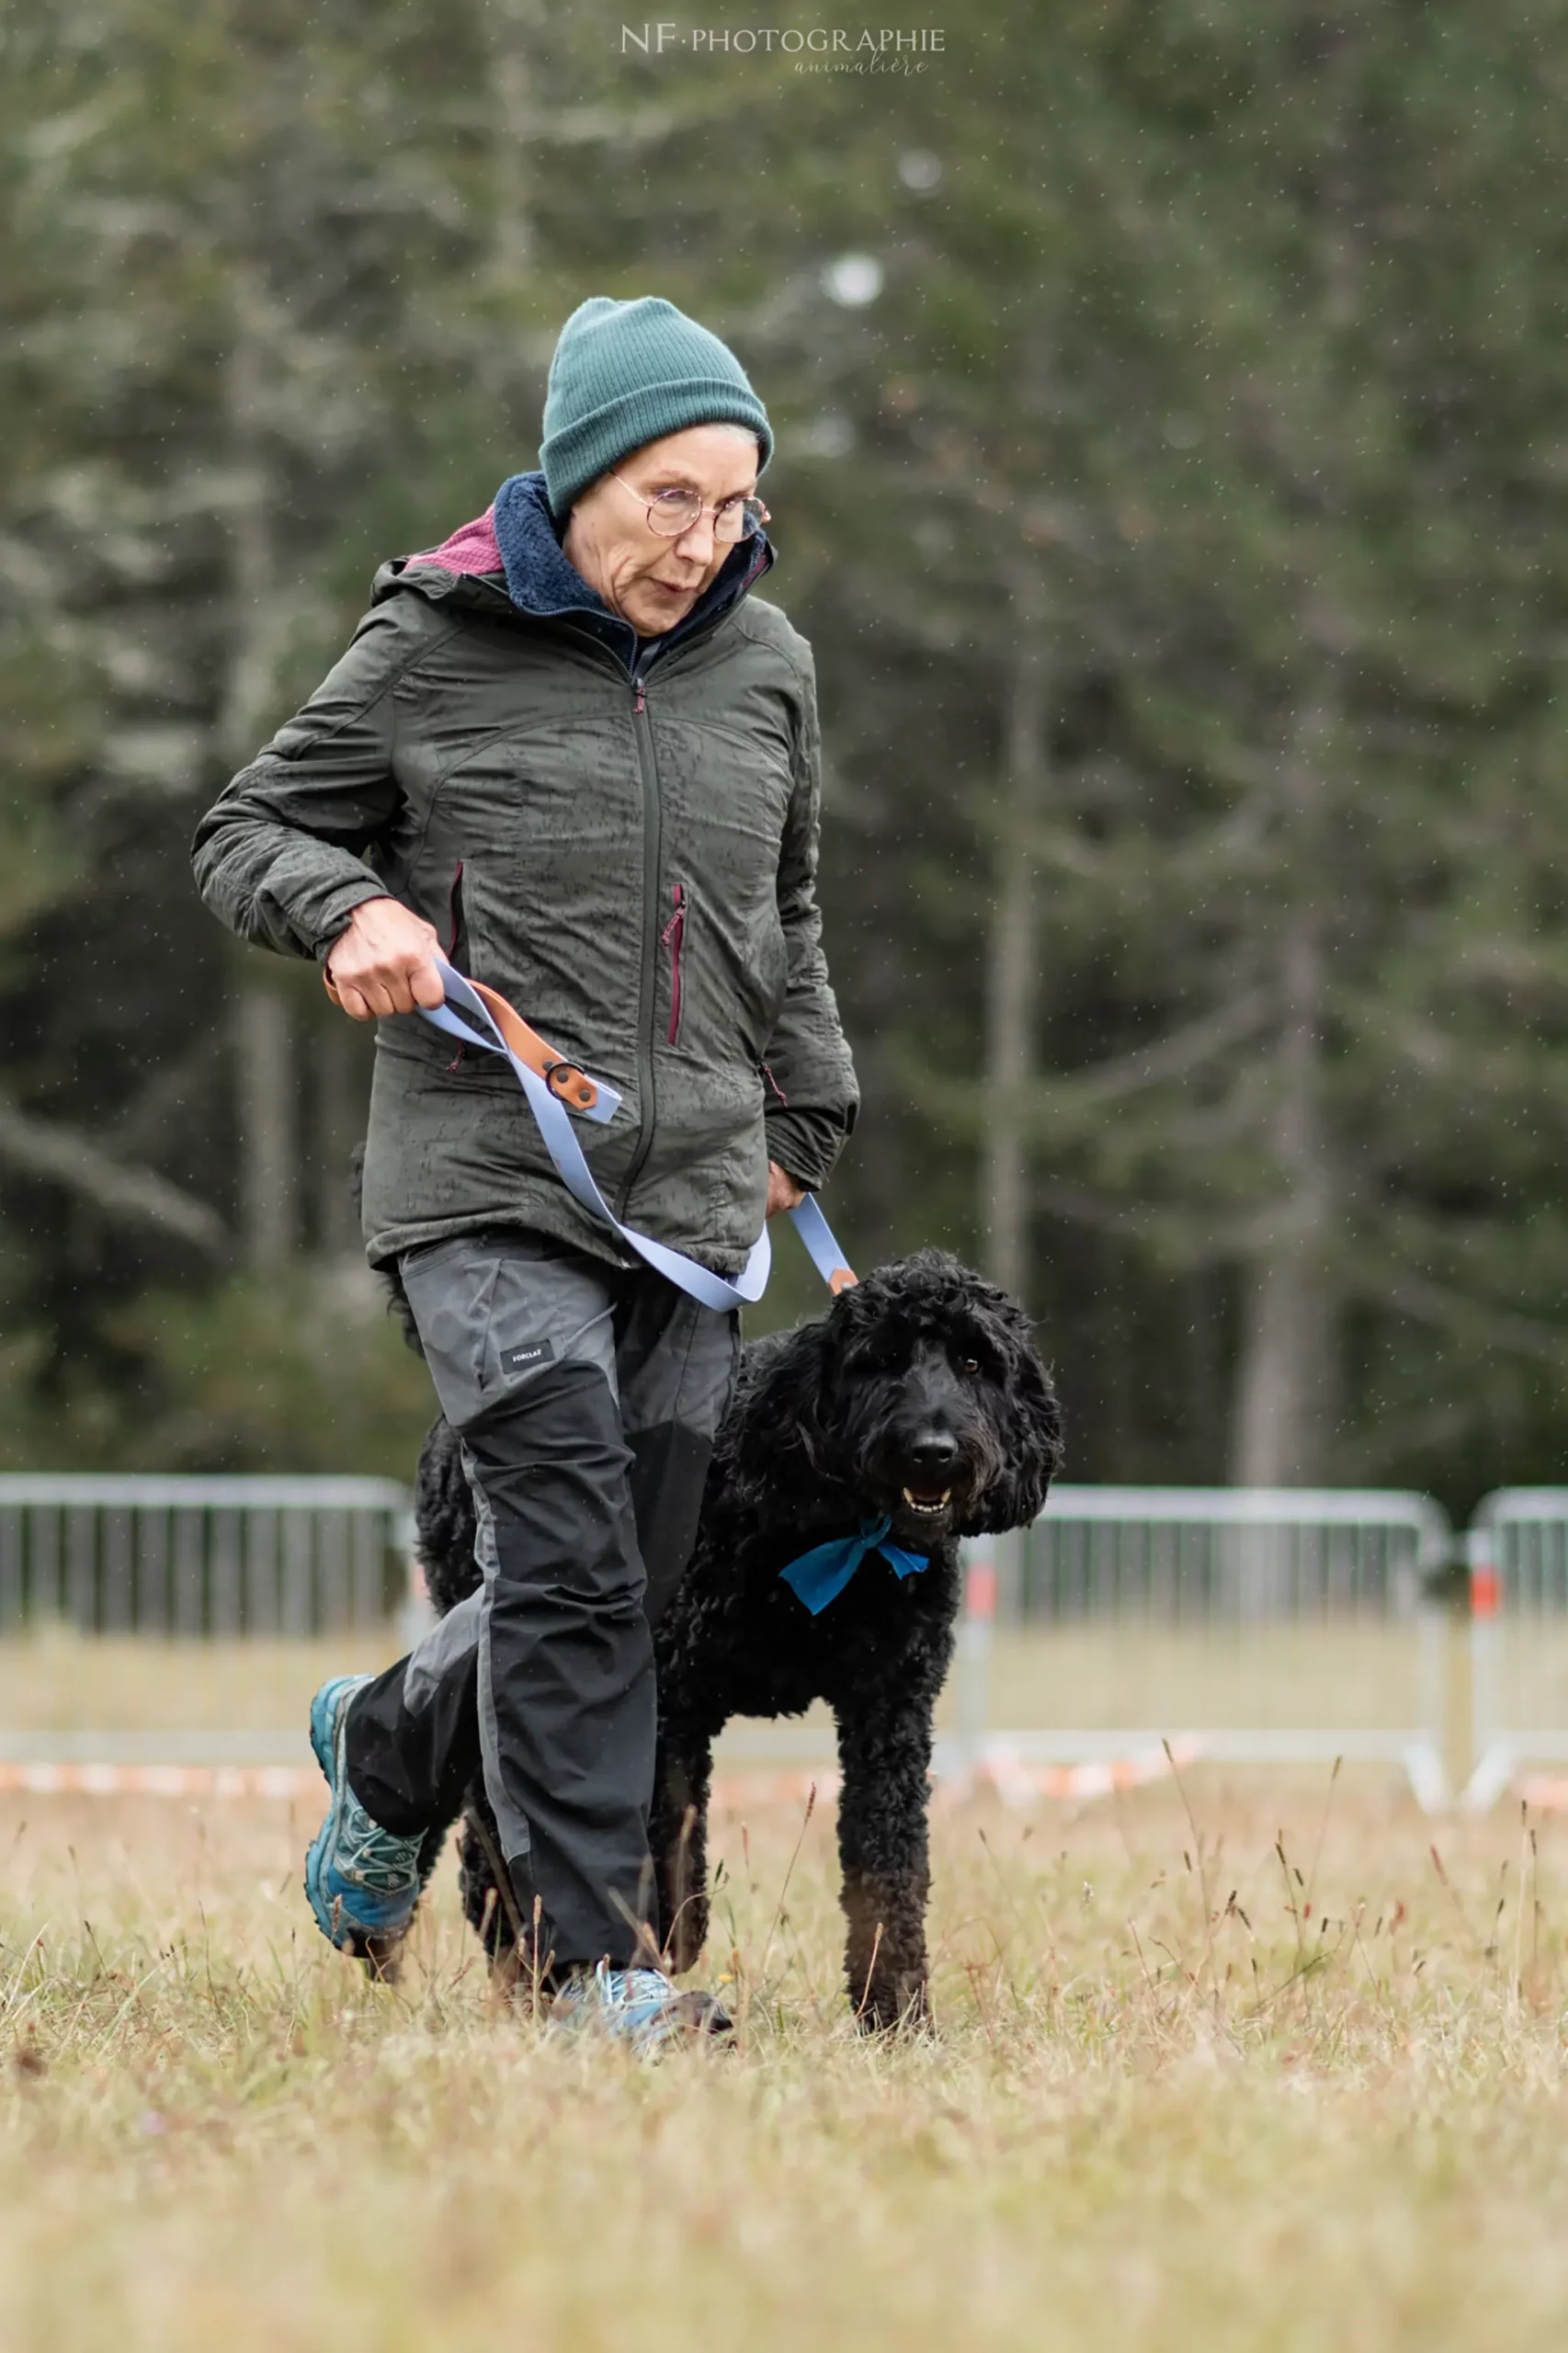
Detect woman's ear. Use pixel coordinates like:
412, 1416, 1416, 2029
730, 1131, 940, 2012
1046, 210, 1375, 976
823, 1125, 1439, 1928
965, 1312, 1063, 1537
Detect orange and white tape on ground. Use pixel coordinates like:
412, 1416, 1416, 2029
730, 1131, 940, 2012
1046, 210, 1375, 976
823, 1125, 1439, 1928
0, 1739, 1202, 1810
0, 1759, 846, 1810
0, 1759, 850, 1808
937, 1736, 1204, 1811
0, 1760, 315, 1801
708, 1770, 841, 1810
692, 1741, 1205, 1814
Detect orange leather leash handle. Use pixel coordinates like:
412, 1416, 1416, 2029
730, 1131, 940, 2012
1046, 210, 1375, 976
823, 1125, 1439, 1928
323, 963, 601, 1116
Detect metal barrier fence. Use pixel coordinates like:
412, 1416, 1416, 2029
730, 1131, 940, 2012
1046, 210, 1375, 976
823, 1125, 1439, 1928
0, 1476, 413, 1636
961, 1485, 1452, 1807
13, 1475, 1568, 1814
1465, 1489, 1568, 1809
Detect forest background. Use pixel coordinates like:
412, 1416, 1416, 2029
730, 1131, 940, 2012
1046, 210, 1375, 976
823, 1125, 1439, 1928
2, 0, 1565, 1521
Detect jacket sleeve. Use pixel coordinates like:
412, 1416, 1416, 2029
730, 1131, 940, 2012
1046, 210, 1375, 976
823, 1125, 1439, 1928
761, 649, 859, 1188
190, 601, 427, 961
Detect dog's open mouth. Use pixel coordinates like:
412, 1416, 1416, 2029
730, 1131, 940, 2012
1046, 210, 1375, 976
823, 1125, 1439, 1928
901, 1485, 952, 1517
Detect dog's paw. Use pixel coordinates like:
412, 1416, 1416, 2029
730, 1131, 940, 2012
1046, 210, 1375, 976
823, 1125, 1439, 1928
852, 1977, 933, 2036
344, 1925, 413, 1986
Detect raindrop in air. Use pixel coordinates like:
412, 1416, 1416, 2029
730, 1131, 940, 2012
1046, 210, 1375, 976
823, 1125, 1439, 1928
899, 150, 942, 190
823, 253, 884, 308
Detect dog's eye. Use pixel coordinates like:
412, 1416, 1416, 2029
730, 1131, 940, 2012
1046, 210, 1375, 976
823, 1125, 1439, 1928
960, 1357, 980, 1376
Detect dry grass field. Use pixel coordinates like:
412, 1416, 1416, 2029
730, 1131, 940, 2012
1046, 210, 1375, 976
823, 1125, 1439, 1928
0, 1617, 1450, 1741
5, 1634, 1568, 2351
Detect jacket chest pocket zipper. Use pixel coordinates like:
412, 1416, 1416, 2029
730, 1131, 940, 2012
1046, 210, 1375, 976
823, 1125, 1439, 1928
661, 881, 687, 1046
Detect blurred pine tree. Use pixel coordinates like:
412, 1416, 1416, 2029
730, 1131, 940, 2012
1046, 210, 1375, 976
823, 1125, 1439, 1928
2, 0, 1566, 1511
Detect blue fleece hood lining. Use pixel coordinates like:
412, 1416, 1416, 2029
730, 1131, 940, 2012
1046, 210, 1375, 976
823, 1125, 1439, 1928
491, 470, 773, 675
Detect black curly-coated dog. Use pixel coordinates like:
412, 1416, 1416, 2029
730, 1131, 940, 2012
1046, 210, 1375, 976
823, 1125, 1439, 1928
411, 1248, 1062, 2029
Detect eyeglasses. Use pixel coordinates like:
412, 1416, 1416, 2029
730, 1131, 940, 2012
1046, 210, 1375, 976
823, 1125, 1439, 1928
608, 472, 770, 543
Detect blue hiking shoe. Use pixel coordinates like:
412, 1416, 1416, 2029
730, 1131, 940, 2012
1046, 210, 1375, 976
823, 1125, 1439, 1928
548, 1961, 733, 2056
303, 1674, 424, 1977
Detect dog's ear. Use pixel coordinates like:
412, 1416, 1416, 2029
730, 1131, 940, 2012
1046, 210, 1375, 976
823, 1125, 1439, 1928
726, 1316, 837, 1502
967, 1305, 1063, 1536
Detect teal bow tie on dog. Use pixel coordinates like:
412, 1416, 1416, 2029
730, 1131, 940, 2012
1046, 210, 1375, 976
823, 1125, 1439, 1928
778, 1516, 931, 1615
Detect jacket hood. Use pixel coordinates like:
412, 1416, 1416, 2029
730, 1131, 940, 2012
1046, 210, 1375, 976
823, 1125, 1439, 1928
380, 469, 774, 676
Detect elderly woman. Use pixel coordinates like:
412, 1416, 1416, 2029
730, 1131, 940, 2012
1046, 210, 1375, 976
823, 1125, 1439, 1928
193, 297, 858, 2045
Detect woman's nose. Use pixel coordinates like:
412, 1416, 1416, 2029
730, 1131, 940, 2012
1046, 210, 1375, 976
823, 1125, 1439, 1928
673, 516, 718, 562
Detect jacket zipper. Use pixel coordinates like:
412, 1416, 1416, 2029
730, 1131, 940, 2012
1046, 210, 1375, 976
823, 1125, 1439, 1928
621, 549, 767, 1116
536, 627, 662, 1216
662, 882, 687, 1045
540, 581, 767, 1217
620, 659, 663, 1216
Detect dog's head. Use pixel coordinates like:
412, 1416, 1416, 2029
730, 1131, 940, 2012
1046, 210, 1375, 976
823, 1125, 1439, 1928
735, 1248, 1062, 1547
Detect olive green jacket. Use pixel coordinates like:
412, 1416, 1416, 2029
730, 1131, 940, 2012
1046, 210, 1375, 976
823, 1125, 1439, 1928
191, 477, 858, 1274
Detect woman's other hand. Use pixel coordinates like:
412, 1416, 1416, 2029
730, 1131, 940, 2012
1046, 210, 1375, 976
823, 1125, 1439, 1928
766, 1161, 806, 1219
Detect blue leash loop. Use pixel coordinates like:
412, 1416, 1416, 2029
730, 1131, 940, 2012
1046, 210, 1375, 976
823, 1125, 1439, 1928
417, 953, 857, 1314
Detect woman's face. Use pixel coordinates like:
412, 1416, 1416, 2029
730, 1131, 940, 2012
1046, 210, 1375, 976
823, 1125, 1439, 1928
562, 422, 762, 636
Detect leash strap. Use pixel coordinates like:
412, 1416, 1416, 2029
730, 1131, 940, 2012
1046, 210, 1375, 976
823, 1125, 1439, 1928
331, 952, 856, 1313
786, 1190, 858, 1296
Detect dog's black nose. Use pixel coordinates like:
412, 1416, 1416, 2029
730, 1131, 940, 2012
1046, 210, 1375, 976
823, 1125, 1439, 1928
907, 1432, 960, 1477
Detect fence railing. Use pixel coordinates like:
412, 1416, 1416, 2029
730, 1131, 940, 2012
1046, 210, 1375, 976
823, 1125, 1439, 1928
0, 1476, 413, 1636
960, 1485, 1452, 1806
1464, 1489, 1568, 1808
10, 1476, 1568, 1813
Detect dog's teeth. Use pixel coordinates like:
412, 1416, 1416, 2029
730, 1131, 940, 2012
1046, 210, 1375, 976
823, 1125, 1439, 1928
901, 1487, 952, 1514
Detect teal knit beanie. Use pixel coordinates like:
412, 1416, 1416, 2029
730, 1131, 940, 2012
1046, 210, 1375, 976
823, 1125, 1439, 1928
540, 296, 774, 521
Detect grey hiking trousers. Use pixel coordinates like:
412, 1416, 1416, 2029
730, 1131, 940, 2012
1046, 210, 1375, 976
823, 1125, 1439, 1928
342, 1230, 739, 1970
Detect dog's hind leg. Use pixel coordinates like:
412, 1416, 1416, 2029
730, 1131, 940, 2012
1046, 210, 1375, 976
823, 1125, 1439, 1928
456, 1795, 520, 1976
835, 1695, 937, 2032
455, 1792, 569, 2005
651, 1719, 715, 1975
412, 1813, 456, 1913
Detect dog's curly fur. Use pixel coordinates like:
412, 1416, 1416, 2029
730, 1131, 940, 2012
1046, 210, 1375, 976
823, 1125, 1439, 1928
410, 1248, 1062, 2029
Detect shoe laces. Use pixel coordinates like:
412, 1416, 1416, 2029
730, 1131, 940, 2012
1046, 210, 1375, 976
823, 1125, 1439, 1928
597, 1965, 677, 2017
550, 1961, 684, 2039
335, 1794, 420, 1895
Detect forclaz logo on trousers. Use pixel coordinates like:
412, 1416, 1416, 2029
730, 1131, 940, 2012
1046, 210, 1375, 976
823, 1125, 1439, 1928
500, 1340, 557, 1376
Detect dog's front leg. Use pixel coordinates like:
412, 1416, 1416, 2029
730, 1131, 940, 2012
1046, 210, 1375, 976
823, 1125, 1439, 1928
835, 1697, 935, 2031
651, 1719, 715, 1974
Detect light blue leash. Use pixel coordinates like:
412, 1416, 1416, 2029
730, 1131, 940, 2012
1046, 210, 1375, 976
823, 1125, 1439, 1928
416, 952, 858, 1315
419, 957, 909, 1610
